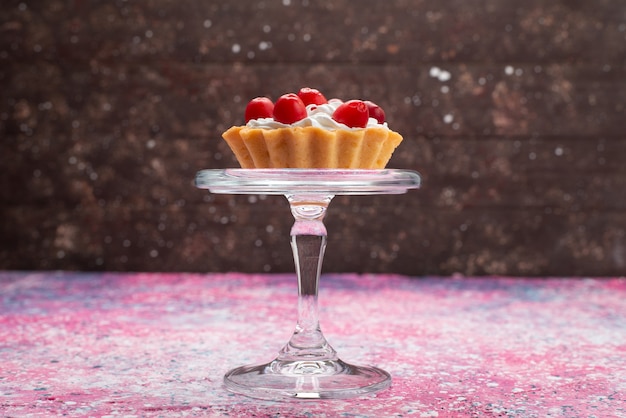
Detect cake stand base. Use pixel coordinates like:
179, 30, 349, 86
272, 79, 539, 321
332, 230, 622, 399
224, 358, 390, 400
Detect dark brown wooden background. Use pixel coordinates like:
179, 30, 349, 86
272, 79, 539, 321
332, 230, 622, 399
1, 0, 625, 276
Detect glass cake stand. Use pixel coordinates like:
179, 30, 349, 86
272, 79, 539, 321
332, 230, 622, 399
195, 169, 421, 400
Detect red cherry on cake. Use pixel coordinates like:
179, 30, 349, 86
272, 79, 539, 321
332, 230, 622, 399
332, 100, 369, 128
297, 87, 328, 106
273, 93, 307, 124
364, 100, 386, 124
245, 97, 274, 122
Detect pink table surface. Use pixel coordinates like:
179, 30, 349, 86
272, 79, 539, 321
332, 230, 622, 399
1, 272, 625, 417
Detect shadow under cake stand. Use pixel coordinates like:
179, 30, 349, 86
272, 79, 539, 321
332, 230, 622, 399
195, 169, 421, 400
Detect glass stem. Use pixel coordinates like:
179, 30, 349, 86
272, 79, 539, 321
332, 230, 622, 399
279, 194, 337, 361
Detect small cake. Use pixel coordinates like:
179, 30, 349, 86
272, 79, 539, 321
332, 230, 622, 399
222, 88, 403, 169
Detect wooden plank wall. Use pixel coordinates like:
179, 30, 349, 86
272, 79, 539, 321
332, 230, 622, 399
1, 0, 625, 276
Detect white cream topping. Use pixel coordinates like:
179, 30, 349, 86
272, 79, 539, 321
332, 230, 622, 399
246, 99, 389, 131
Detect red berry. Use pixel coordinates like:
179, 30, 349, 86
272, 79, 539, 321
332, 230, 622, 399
273, 93, 307, 124
332, 100, 369, 128
245, 97, 274, 122
364, 100, 386, 124
297, 87, 328, 106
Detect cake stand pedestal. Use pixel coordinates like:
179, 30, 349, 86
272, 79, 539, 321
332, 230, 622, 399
195, 169, 421, 400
